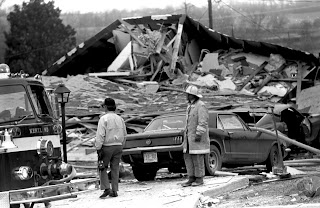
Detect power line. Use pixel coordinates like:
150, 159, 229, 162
202, 3, 320, 22
198, 8, 208, 23
264, 0, 320, 2
216, 0, 285, 40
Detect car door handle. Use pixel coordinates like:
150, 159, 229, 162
229, 132, 234, 134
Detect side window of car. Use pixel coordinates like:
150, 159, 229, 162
219, 114, 245, 130
217, 117, 223, 130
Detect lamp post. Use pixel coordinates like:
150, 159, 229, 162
54, 83, 70, 163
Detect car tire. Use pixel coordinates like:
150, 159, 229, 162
205, 145, 222, 176
132, 166, 158, 181
266, 145, 279, 172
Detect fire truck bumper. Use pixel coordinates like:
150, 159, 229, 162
2, 178, 99, 206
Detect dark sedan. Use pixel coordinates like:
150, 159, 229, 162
122, 111, 284, 181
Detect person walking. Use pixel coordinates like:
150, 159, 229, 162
181, 85, 210, 187
95, 97, 127, 198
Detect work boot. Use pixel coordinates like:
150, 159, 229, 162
192, 177, 204, 186
181, 176, 196, 187
99, 189, 111, 199
109, 191, 118, 197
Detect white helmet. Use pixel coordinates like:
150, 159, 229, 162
0, 63, 10, 73
185, 85, 202, 98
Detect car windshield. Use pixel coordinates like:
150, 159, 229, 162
0, 85, 34, 124
145, 115, 186, 132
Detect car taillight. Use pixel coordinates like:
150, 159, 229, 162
173, 136, 183, 144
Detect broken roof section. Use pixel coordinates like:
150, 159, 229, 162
42, 14, 320, 106
43, 14, 318, 78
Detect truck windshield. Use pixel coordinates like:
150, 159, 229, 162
0, 85, 34, 124
0, 84, 54, 124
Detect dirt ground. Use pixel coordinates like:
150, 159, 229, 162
59, 138, 320, 208
31, 164, 320, 208
205, 166, 320, 208
214, 177, 320, 208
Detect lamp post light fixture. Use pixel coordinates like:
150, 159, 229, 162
54, 83, 70, 163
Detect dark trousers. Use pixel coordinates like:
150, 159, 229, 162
100, 145, 122, 191
183, 153, 205, 177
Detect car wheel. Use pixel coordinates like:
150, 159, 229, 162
266, 145, 279, 172
132, 166, 158, 181
205, 145, 222, 176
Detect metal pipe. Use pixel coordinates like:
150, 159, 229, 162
271, 108, 284, 168
251, 127, 320, 155
284, 159, 320, 163
11, 193, 77, 204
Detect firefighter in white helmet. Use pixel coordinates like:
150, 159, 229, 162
181, 85, 210, 187
0, 63, 10, 73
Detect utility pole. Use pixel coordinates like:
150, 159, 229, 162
184, 0, 188, 15
208, 0, 213, 29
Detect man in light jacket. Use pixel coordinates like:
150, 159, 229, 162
95, 97, 127, 198
182, 85, 210, 187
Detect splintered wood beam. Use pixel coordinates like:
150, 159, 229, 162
170, 23, 183, 73
237, 61, 268, 91
163, 35, 176, 51
150, 55, 156, 74
150, 60, 163, 81
119, 19, 146, 47
155, 32, 166, 54
253, 63, 287, 94
296, 62, 303, 98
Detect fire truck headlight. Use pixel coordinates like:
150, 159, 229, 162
37, 139, 54, 156
13, 166, 33, 180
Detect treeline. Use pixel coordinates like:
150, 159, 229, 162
0, 1, 319, 64
60, 1, 320, 54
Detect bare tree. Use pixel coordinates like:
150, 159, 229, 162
0, 0, 5, 8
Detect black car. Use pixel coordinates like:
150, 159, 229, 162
122, 111, 284, 181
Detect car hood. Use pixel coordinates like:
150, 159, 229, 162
125, 129, 184, 140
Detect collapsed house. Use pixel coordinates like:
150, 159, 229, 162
43, 14, 318, 105
41, 14, 320, 134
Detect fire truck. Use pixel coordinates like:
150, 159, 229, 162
0, 64, 98, 208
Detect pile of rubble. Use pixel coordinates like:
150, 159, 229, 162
41, 15, 319, 156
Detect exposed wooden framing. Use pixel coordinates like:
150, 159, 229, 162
254, 63, 287, 94
149, 55, 156, 74
88, 71, 131, 77
163, 35, 176, 51
150, 60, 164, 81
237, 61, 268, 91
155, 32, 166, 54
118, 19, 146, 47
272, 78, 311, 82
170, 24, 183, 73
170, 15, 186, 73
296, 62, 303, 98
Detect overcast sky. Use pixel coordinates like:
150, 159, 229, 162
3, 0, 210, 13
